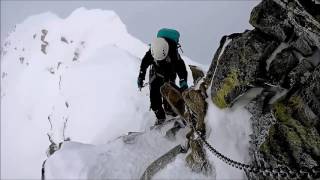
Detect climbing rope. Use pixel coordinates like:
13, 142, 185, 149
185, 108, 319, 180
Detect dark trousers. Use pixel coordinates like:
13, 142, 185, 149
149, 77, 175, 119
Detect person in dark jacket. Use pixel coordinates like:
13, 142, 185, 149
137, 32, 188, 125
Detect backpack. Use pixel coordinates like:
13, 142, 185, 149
157, 28, 183, 53
157, 28, 180, 44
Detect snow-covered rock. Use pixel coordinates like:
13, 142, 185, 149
1, 7, 252, 179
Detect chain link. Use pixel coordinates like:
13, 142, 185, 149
185, 108, 319, 180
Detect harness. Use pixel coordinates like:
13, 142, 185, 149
149, 56, 174, 84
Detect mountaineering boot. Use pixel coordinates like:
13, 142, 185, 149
154, 108, 165, 125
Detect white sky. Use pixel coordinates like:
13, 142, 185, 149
1, 0, 261, 65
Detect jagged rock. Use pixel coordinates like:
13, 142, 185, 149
246, 94, 276, 156
299, 65, 320, 117
160, 83, 186, 118
2, 72, 7, 79
185, 139, 212, 175
46, 143, 59, 157
47, 67, 55, 74
250, 0, 293, 42
72, 41, 85, 61
205, 0, 320, 178
41, 44, 47, 54
19, 57, 25, 64
41, 29, 49, 54
298, 0, 320, 22
259, 100, 320, 170
268, 48, 299, 86
61, 36, 69, 44
290, 32, 315, 56
41, 29, 48, 41
189, 65, 204, 85
73, 52, 79, 61
182, 89, 207, 133
160, 83, 212, 175
287, 59, 314, 88
210, 29, 279, 108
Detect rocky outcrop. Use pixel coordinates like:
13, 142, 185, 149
160, 83, 213, 176
189, 65, 205, 85
208, 0, 320, 179
210, 29, 279, 108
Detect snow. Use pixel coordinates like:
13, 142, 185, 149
1, 7, 252, 180
206, 103, 252, 179
1, 8, 150, 179
45, 125, 212, 179
45, 131, 178, 179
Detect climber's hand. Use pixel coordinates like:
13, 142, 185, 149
137, 77, 144, 90
179, 80, 188, 91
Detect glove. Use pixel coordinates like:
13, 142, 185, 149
137, 77, 144, 89
179, 80, 188, 91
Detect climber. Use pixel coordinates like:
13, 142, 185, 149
137, 28, 188, 125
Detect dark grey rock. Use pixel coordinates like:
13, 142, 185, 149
290, 32, 314, 56
249, 0, 293, 42
288, 59, 314, 88
189, 65, 204, 85
268, 48, 300, 86
210, 29, 278, 108
205, 0, 320, 179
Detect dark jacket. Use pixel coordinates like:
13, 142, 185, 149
138, 38, 188, 83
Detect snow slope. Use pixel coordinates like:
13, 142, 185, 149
1, 7, 252, 179
45, 124, 215, 179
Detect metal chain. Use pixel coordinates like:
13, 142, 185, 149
185, 108, 319, 180
184, 10, 320, 177
188, 44, 319, 179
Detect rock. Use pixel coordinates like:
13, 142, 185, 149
72, 51, 79, 61
40, 29, 49, 55
189, 65, 205, 85
268, 48, 299, 86
287, 59, 314, 88
160, 83, 186, 118
259, 100, 320, 171
246, 94, 276, 156
210, 29, 279, 108
19, 57, 25, 64
61, 36, 69, 44
204, 0, 320, 178
185, 139, 213, 175
290, 32, 314, 56
250, 0, 293, 42
2, 72, 7, 79
182, 89, 207, 133
160, 83, 212, 175
299, 65, 320, 118
298, 0, 320, 22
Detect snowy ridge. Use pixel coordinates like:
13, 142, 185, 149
45, 122, 214, 179
1, 8, 252, 179
1, 8, 150, 178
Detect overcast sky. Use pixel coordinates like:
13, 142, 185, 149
1, 1, 261, 65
